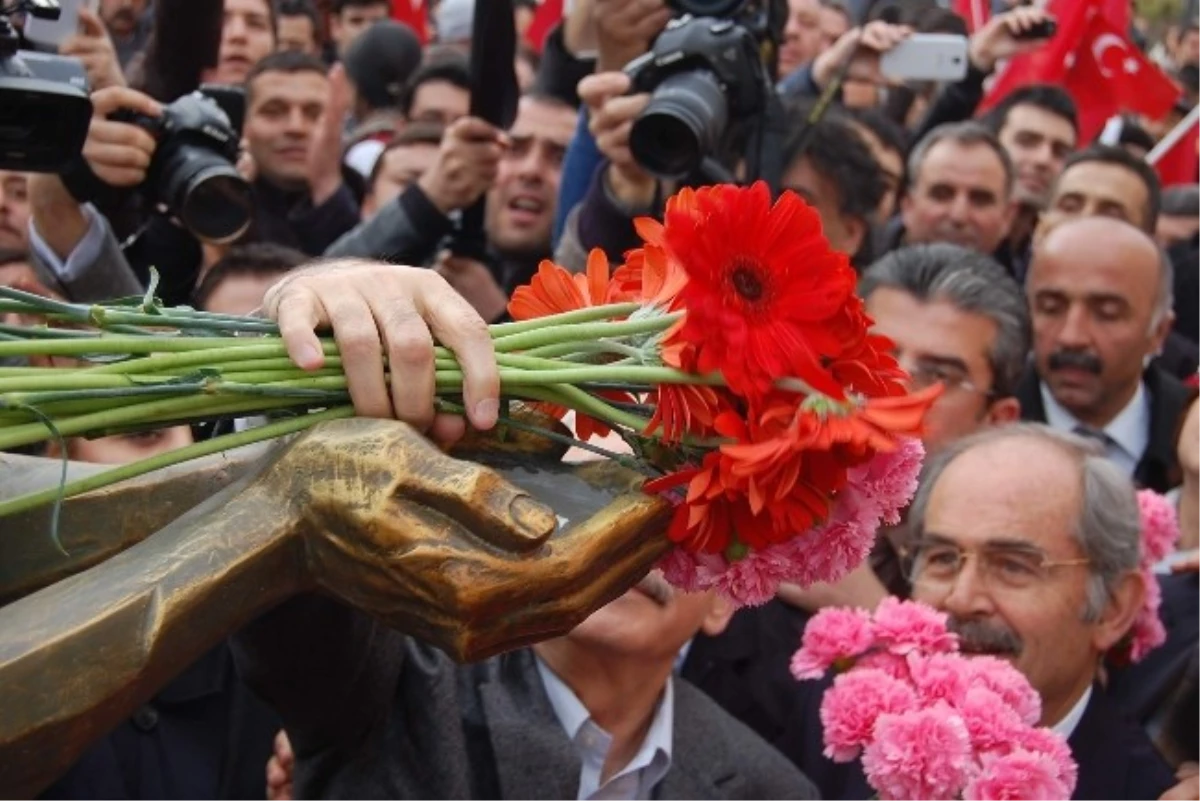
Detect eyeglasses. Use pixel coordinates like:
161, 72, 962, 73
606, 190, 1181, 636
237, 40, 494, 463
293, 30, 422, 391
906, 359, 992, 397
902, 539, 1091, 593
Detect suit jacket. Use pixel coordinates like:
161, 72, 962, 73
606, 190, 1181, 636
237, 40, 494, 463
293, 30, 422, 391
40, 641, 280, 800
1068, 686, 1177, 800
682, 600, 871, 801
232, 595, 818, 800
1016, 365, 1191, 493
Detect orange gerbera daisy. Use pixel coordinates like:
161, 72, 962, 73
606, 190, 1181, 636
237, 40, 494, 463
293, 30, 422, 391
657, 181, 858, 401
507, 249, 614, 321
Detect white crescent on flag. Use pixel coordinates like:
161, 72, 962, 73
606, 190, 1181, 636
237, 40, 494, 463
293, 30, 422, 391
1091, 32, 1127, 78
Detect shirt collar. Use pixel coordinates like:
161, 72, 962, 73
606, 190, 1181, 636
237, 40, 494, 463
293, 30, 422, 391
1040, 380, 1150, 463
534, 657, 675, 782
1050, 684, 1093, 740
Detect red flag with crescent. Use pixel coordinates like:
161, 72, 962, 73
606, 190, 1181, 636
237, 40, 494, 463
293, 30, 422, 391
391, 0, 429, 44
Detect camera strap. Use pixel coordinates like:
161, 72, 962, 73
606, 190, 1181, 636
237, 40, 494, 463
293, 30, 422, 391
57, 153, 125, 210
447, 0, 519, 266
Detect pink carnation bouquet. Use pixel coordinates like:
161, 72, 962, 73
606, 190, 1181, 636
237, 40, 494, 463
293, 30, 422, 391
1109, 489, 1180, 666
791, 599, 1078, 800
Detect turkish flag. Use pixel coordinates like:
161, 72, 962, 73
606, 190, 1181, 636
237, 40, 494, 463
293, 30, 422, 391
1151, 110, 1200, 187
391, 0, 429, 44
1064, 10, 1181, 141
523, 0, 563, 55
952, 0, 990, 34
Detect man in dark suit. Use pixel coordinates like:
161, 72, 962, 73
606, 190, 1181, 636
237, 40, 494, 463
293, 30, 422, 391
234, 571, 818, 799
1020, 216, 1191, 493
904, 423, 1176, 800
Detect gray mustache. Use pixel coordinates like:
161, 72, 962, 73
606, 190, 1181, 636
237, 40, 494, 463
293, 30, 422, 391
948, 617, 1024, 656
1048, 350, 1103, 375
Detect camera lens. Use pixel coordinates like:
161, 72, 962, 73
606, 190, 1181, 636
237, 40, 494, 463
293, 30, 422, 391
630, 69, 728, 180
157, 145, 253, 243
671, 0, 746, 16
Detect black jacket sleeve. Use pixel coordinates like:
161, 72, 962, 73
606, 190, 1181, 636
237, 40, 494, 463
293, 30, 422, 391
323, 183, 453, 264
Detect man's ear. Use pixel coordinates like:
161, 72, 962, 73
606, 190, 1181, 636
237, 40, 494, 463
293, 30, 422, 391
700, 593, 736, 637
843, 214, 868, 261
1093, 570, 1146, 654
986, 396, 1022, 426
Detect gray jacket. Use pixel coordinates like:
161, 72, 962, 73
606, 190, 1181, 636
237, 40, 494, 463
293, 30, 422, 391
233, 596, 819, 800
28, 208, 144, 304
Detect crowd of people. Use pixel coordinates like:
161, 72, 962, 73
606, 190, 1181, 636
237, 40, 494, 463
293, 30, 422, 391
1, 0, 1198, 798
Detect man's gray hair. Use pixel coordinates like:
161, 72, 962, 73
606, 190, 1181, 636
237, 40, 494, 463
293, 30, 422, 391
859, 243, 1031, 398
907, 121, 1016, 199
1154, 247, 1176, 329
908, 423, 1142, 620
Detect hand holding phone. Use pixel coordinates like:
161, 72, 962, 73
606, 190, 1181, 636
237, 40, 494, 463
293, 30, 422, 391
880, 34, 969, 82
968, 6, 1058, 72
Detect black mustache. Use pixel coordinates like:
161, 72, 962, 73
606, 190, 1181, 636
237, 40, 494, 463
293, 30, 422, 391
1048, 350, 1103, 375
948, 617, 1024, 656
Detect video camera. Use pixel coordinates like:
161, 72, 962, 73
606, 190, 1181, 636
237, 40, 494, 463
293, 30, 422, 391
0, 0, 92, 172
625, 0, 786, 182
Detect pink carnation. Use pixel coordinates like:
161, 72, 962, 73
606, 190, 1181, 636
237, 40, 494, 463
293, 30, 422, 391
820, 668, 917, 762
966, 655, 1042, 726
657, 549, 712, 594
856, 650, 910, 679
861, 705, 974, 800
963, 750, 1072, 801
907, 652, 972, 707
959, 687, 1028, 754
791, 607, 876, 680
1137, 489, 1180, 565
1013, 727, 1078, 795
847, 436, 925, 526
872, 597, 959, 656
1127, 568, 1167, 663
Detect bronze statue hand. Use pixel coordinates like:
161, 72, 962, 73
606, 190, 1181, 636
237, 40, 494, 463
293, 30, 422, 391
263, 418, 672, 662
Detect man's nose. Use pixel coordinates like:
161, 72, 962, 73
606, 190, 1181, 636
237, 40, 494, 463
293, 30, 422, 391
937, 556, 996, 619
1057, 304, 1092, 349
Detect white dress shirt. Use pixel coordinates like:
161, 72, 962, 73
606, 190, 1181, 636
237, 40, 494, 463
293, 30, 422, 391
27, 203, 108, 283
1041, 381, 1151, 477
535, 658, 674, 801
1050, 685, 1092, 740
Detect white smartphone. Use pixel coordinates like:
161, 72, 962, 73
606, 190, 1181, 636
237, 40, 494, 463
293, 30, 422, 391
23, 0, 100, 49
879, 33, 970, 83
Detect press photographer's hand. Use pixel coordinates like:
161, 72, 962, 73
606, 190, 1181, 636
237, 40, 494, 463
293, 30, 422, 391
417, 117, 507, 216
579, 71, 656, 208
969, 6, 1057, 72
83, 87, 162, 188
60, 7, 125, 92
594, 0, 671, 72
812, 21, 913, 91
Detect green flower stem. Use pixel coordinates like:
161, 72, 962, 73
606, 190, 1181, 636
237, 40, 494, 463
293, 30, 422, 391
84, 344, 304, 375
517, 384, 651, 432
0, 336, 278, 358
520, 340, 645, 360
491, 314, 682, 353
488, 303, 641, 336
434, 365, 723, 388
0, 406, 355, 521
85, 307, 279, 333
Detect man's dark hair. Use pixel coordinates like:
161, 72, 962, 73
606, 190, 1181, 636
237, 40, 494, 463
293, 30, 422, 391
193, 243, 308, 310
979, 84, 1079, 139
1060, 145, 1162, 233
1114, 117, 1156, 154
400, 51, 472, 117
781, 103, 886, 232
368, 122, 446, 187
847, 107, 908, 157
1163, 184, 1200, 218
245, 50, 329, 101
860, 244, 1031, 398
332, 0, 390, 12
277, 0, 322, 31
908, 121, 1015, 198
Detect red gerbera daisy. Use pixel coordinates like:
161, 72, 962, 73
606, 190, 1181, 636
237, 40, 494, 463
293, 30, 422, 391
658, 181, 858, 401
508, 249, 614, 321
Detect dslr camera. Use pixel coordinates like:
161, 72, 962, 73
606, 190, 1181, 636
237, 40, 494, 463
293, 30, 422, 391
0, 0, 93, 172
108, 89, 253, 244
625, 0, 783, 180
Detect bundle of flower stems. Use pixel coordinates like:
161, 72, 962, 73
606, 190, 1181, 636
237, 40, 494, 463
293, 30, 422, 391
0, 282, 695, 526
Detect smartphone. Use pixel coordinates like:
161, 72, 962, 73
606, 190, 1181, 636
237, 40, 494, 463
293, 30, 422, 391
1013, 18, 1057, 41
23, 0, 99, 48
879, 33, 970, 83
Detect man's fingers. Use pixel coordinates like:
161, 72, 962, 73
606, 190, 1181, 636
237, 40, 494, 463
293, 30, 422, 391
367, 293, 436, 429
274, 730, 294, 765
411, 275, 499, 431
449, 116, 503, 144
327, 294, 393, 420
91, 86, 162, 118
429, 413, 468, 449
82, 141, 153, 170
272, 285, 328, 370
578, 71, 633, 110
89, 119, 158, 154
76, 6, 107, 37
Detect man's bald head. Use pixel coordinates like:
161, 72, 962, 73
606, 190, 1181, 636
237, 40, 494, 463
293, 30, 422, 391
1038, 217, 1172, 322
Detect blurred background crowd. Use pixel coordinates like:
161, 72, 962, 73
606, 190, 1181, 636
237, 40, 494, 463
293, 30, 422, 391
0, 0, 1197, 798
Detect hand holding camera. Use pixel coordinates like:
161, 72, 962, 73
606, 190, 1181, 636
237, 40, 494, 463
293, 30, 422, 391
417, 117, 507, 217
594, 0, 672, 72
83, 86, 162, 188
969, 6, 1057, 72
59, 7, 125, 92
579, 71, 657, 208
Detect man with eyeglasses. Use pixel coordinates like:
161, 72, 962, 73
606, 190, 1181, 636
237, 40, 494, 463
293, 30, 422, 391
902, 423, 1176, 800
